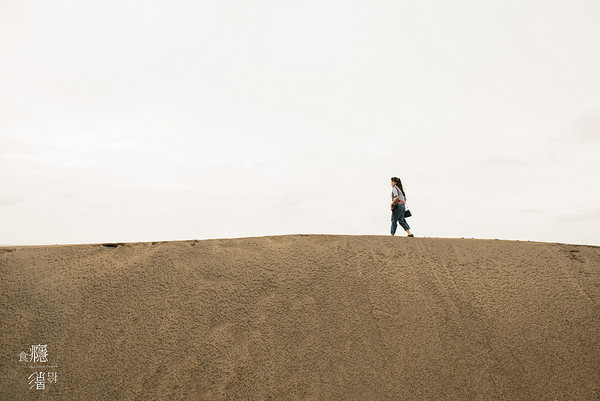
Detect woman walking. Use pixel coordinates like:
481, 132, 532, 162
390, 177, 414, 237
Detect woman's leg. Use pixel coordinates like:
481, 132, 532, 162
397, 204, 412, 234
390, 208, 400, 235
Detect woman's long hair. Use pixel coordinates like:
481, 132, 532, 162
391, 177, 406, 198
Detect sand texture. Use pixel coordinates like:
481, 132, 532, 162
1, 235, 599, 400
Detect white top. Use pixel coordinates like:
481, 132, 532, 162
392, 186, 406, 205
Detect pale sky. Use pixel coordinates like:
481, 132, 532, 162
1, 0, 599, 246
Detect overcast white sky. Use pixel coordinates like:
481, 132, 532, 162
1, 0, 599, 246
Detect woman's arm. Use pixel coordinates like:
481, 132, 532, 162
391, 186, 400, 207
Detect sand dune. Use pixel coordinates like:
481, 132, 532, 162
1, 235, 599, 400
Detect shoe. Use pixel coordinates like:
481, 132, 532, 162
407, 234, 414, 237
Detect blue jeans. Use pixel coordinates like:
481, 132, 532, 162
391, 204, 410, 235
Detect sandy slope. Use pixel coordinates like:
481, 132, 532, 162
1, 235, 599, 400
